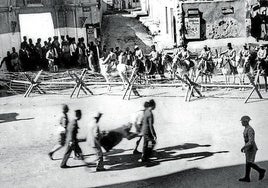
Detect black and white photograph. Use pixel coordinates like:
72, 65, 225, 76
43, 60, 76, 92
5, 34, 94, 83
0, 0, 268, 187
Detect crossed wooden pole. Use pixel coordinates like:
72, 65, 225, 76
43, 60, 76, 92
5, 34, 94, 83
69, 69, 93, 98
244, 70, 263, 103
174, 71, 203, 102
122, 68, 141, 100
24, 70, 45, 97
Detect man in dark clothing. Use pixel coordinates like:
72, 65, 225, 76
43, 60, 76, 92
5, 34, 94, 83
115, 47, 121, 59
139, 99, 157, 162
88, 42, 99, 71
19, 46, 29, 71
60, 110, 84, 168
1, 51, 12, 72
41, 41, 49, 70
28, 38, 37, 70
239, 116, 266, 182
48, 104, 69, 160
35, 38, 42, 69
21, 36, 28, 49
125, 47, 133, 66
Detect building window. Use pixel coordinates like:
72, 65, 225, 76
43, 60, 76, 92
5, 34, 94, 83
26, 0, 43, 6
165, 7, 168, 34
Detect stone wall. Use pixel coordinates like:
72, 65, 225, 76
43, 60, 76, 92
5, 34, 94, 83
182, 0, 246, 40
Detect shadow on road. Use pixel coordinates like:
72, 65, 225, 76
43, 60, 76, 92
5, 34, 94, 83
103, 143, 228, 171
94, 161, 268, 188
0, 113, 34, 124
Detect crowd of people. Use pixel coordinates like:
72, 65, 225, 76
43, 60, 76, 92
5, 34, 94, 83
0, 35, 100, 72
47, 100, 267, 182
1, 37, 268, 90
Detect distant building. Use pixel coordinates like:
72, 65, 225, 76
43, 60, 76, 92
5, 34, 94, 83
139, 0, 267, 49
0, 0, 102, 59
101, 0, 141, 12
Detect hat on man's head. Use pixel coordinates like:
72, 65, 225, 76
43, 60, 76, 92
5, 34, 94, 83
243, 43, 247, 47
93, 112, 103, 119
227, 43, 232, 47
240, 115, 251, 122
62, 104, 69, 111
260, 44, 265, 47
134, 45, 139, 49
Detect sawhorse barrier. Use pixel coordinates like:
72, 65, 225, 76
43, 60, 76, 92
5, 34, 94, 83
122, 68, 141, 100
24, 70, 45, 97
181, 70, 263, 103
69, 69, 93, 98
244, 71, 263, 103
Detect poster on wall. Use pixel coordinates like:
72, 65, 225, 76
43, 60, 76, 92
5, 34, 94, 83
184, 17, 200, 39
86, 26, 95, 41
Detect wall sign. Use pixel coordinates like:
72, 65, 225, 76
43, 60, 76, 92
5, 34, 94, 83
222, 7, 234, 15
185, 17, 200, 39
83, 7, 91, 12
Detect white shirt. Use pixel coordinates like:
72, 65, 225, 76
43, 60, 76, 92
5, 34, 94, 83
70, 43, 77, 55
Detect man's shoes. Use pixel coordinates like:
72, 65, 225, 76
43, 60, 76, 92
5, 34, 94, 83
259, 169, 266, 180
48, 152, 53, 160
74, 156, 83, 160
60, 165, 69, 169
133, 150, 142, 154
138, 158, 149, 163
96, 168, 106, 172
238, 177, 250, 182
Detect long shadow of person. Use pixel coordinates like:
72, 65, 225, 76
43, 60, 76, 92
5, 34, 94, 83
98, 143, 229, 171
0, 113, 34, 124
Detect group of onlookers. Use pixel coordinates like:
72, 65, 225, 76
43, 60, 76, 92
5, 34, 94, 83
0, 35, 100, 72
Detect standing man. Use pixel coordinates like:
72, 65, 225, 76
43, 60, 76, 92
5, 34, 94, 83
131, 101, 149, 154
60, 110, 84, 168
257, 44, 267, 70
134, 45, 144, 61
86, 112, 106, 171
125, 47, 133, 66
239, 115, 266, 182
48, 104, 69, 160
139, 99, 157, 162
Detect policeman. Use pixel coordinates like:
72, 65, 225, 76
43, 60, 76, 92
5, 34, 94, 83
239, 115, 266, 182
86, 112, 106, 171
139, 99, 157, 162
60, 110, 84, 168
48, 104, 69, 160
131, 101, 150, 154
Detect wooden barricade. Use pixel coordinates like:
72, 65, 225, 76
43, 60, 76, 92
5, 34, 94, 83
244, 70, 263, 103
24, 70, 45, 97
69, 69, 93, 98
122, 68, 141, 100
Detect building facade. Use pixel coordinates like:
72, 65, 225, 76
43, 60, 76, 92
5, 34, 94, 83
0, 0, 102, 59
139, 0, 250, 49
101, 0, 140, 12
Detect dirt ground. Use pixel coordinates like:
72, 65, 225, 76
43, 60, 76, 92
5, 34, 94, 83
101, 13, 153, 53
0, 85, 268, 188
1, 13, 268, 188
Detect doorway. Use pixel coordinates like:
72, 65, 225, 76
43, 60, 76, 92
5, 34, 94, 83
19, 12, 55, 44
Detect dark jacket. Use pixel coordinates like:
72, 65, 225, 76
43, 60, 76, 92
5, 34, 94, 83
66, 119, 79, 143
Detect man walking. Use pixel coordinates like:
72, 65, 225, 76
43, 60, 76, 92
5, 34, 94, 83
86, 112, 106, 171
48, 104, 69, 160
131, 101, 149, 154
139, 99, 157, 162
239, 115, 266, 182
60, 110, 84, 168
